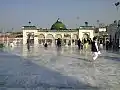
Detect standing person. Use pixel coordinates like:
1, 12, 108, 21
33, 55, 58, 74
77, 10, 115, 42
57, 38, 61, 47
27, 43, 30, 51
83, 39, 87, 50
91, 37, 100, 60
44, 43, 48, 47
99, 39, 103, 49
27, 38, 30, 51
77, 39, 81, 50
106, 39, 109, 50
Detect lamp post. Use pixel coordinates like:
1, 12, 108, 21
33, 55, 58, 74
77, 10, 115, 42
76, 16, 80, 28
97, 20, 100, 28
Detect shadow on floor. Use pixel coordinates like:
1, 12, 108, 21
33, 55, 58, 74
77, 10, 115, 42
63, 55, 92, 62
99, 55, 120, 62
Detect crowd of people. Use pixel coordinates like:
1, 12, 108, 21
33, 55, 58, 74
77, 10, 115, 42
26, 36, 119, 61
43, 37, 115, 60
76, 37, 120, 60
77, 37, 101, 60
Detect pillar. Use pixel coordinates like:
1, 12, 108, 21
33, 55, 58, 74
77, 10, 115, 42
52, 39, 55, 47
6, 36, 9, 46
71, 39, 72, 47
44, 33, 47, 43
52, 34, 55, 47
66, 39, 69, 47
34, 37, 38, 45
23, 30, 27, 45
23, 36, 27, 45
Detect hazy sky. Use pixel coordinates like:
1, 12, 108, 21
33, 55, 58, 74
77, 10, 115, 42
0, 0, 120, 31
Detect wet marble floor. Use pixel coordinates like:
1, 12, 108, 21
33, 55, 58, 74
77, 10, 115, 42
0, 46, 120, 90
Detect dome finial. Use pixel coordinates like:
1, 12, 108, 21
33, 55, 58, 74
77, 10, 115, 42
57, 18, 60, 22
51, 18, 67, 30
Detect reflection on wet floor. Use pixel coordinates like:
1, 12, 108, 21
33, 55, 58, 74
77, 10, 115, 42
1, 45, 120, 90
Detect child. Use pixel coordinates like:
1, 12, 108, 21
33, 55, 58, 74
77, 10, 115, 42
91, 37, 100, 60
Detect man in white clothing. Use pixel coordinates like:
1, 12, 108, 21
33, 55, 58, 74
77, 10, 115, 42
91, 37, 100, 60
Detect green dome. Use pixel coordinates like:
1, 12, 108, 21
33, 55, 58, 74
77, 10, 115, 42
51, 19, 67, 30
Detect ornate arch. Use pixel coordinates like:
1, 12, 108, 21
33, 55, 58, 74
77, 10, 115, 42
38, 34, 45, 39
46, 34, 54, 39
55, 34, 62, 39
72, 34, 78, 39
64, 34, 71, 39
82, 33, 89, 39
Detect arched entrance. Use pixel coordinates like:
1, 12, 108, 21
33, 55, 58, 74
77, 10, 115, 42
38, 34, 45, 45
46, 34, 54, 45
82, 33, 90, 44
82, 33, 89, 39
64, 34, 71, 46
55, 34, 62, 45
55, 34, 62, 39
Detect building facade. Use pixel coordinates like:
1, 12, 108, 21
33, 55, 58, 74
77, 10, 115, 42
22, 20, 95, 46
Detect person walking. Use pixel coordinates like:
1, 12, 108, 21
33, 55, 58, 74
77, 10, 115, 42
91, 37, 100, 60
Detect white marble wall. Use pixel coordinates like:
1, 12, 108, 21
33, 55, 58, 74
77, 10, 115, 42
23, 29, 94, 46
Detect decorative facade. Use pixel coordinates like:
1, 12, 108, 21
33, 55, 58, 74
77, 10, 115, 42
22, 19, 95, 46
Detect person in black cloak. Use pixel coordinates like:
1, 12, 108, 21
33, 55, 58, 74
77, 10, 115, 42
44, 43, 48, 47
106, 39, 110, 50
27, 34, 31, 51
57, 38, 61, 47
77, 39, 81, 50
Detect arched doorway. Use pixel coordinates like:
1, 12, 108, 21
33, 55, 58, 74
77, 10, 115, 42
64, 34, 71, 46
82, 33, 89, 39
55, 34, 62, 39
38, 34, 45, 45
82, 33, 90, 44
55, 34, 62, 45
46, 34, 54, 45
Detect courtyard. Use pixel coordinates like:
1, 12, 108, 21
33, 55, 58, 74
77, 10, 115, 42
0, 46, 120, 90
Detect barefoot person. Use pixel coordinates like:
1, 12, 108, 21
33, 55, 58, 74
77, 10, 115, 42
91, 37, 100, 60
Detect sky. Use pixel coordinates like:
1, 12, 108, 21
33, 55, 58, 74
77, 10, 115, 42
0, 0, 120, 31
